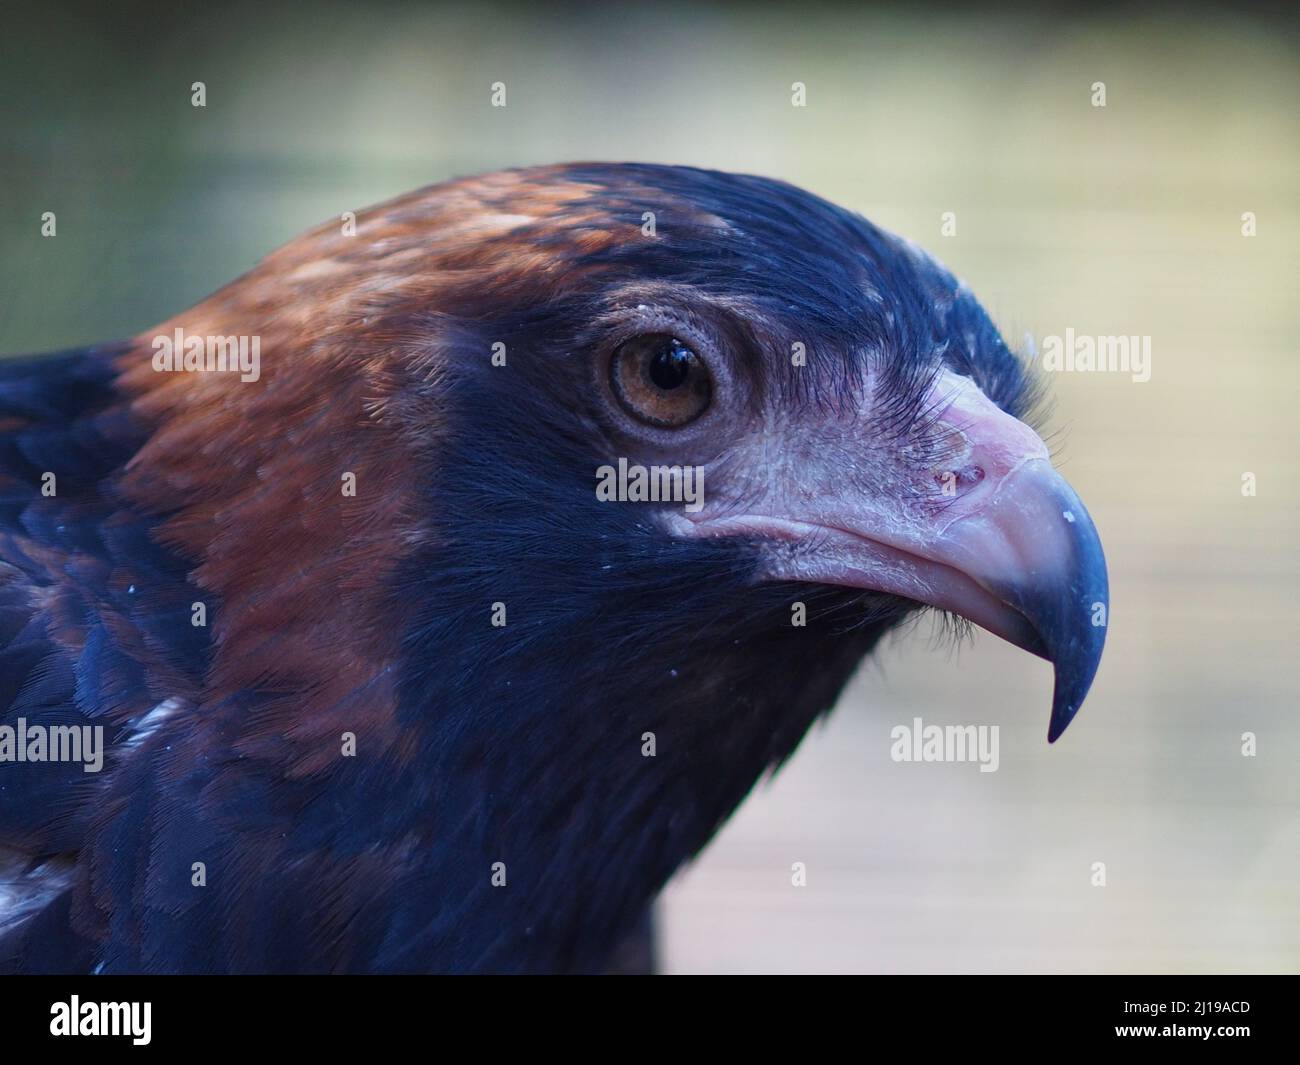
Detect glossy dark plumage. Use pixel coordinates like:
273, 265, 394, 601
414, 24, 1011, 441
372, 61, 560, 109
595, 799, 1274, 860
0, 163, 1104, 973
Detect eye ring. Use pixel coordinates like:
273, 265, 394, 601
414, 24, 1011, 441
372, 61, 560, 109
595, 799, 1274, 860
608, 334, 712, 428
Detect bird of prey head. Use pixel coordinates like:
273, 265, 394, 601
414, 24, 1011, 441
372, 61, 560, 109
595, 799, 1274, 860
0, 163, 1106, 973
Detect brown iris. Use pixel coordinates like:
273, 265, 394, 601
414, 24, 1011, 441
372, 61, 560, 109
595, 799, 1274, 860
609, 334, 712, 427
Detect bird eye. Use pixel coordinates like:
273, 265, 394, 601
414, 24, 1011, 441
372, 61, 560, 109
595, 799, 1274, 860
609, 334, 712, 428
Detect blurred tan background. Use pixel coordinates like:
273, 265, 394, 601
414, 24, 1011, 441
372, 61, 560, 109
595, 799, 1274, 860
1, 1, 1296, 973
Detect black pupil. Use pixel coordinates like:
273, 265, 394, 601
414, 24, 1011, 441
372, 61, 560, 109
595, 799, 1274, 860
648, 342, 692, 390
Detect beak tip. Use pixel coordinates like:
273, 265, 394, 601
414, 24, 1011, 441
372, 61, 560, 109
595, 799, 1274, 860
1047, 703, 1076, 743
1028, 482, 1109, 747
1044, 618, 1106, 744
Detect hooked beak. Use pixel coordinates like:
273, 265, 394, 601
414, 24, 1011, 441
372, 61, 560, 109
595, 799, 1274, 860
681, 371, 1109, 742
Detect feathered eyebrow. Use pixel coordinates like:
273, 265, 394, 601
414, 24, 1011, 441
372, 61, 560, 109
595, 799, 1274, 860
591, 279, 767, 318
577, 280, 770, 355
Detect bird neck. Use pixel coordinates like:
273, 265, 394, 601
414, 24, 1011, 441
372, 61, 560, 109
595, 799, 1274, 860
386, 504, 887, 971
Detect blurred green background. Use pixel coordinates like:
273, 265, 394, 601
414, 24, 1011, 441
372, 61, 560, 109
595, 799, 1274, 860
1, 0, 1297, 973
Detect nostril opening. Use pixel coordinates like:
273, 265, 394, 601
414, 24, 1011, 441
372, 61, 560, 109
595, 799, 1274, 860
935, 465, 985, 494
